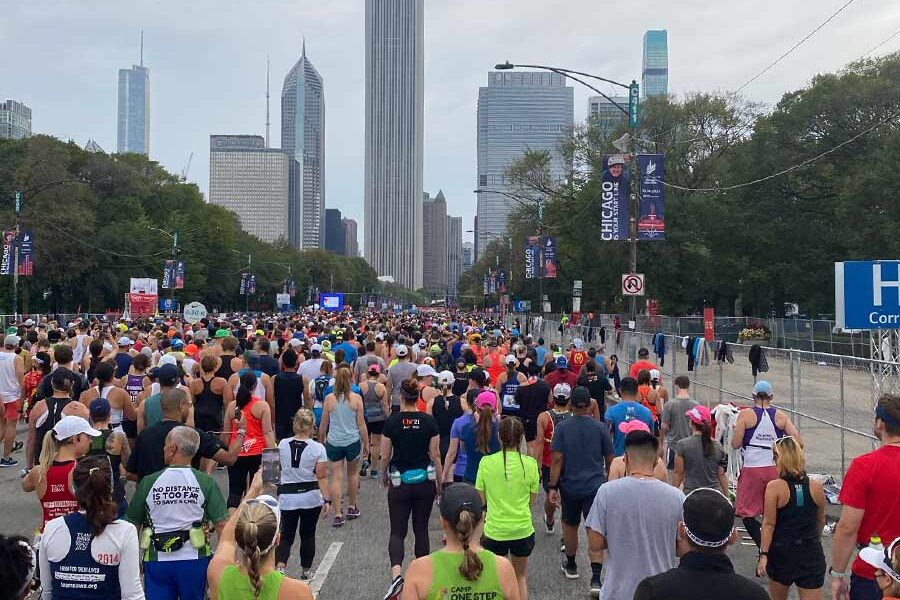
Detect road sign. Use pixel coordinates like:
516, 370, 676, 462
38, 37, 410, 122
622, 273, 645, 296
573, 280, 583, 298
572, 297, 581, 312
836, 261, 900, 329
182, 301, 207, 324
512, 300, 531, 313
628, 83, 640, 128
159, 298, 176, 312
15, 191, 21, 214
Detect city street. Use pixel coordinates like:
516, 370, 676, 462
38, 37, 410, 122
1, 425, 837, 599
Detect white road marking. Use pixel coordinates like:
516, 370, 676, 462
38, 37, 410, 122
310, 541, 343, 598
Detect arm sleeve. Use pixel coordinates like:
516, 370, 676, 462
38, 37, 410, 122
198, 430, 225, 459
117, 524, 145, 600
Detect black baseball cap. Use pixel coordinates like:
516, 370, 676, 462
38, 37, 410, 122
682, 488, 735, 548
571, 385, 591, 408
439, 482, 484, 526
158, 364, 179, 386
638, 347, 650, 357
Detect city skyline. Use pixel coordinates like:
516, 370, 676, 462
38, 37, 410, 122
6, 1, 899, 250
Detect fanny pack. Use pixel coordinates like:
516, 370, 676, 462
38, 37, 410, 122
153, 530, 189, 553
400, 469, 427, 484
278, 481, 320, 495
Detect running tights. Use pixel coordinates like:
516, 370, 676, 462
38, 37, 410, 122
227, 454, 262, 508
276, 506, 323, 568
387, 481, 436, 568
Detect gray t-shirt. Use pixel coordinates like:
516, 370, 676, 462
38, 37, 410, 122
353, 354, 385, 382
661, 396, 697, 447
387, 360, 418, 407
550, 415, 614, 497
675, 434, 726, 493
585, 477, 685, 600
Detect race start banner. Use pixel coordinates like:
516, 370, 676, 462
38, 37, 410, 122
600, 155, 630, 241
637, 154, 666, 240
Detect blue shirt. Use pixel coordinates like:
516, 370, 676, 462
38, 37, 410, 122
334, 342, 358, 365
459, 419, 500, 483
604, 401, 655, 456
535, 346, 547, 366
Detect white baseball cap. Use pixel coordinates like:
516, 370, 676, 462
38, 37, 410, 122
437, 370, 455, 386
159, 354, 178, 366
396, 344, 409, 357
53, 415, 101, 440
553, 383, 572, 398
310, 343, 323, 353
505, 354, 517, 365
416, 364, 437, 378
118, 337, 133, 346
288, 338, 302, 348
860, 539, 900, 584
650, 369, 661, 380
418, 338, 427, 347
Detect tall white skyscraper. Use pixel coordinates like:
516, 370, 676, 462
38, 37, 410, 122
476, 71, 573, 260
364, 0, 424, 290
117, 34, 149, 155
282, 41, 325, 250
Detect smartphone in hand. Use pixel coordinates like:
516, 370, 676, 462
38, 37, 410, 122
261, 448, 281, 487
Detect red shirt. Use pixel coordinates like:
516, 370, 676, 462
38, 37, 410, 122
568, 350, 589, 370
629, 360, 658, 380
230, 397, 266, 457
839, 445, 900, 579
544, 368, 578, 392
41, 460, 78, 531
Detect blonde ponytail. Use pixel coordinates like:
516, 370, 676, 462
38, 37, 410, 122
38, 430, 60, 482
234, 503, 278, 599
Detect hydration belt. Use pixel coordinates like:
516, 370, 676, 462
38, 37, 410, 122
277, 481, 320, 495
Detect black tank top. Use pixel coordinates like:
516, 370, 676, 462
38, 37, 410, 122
87, 427, 126, 507
432, 394, 463, 438
215, 355, 235, 381
35, 397, 72, 464
273, 372, 303, 441
194, 377, 224, 430
774, 475, 820, 543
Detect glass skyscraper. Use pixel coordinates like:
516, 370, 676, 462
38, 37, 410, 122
0, 100, 32, 140
476, 71, 573, 260
642, 30, 669, 99
281, 41, 325, 250
117, 64, 149, 154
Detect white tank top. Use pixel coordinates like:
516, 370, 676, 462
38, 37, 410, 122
0, 352, 19, 402
233, 370, 266, 400
742, 407, 779, 468
73, 334, 88, 364
94, 385, 124, 425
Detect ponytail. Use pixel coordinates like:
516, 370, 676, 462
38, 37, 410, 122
237, 370, 257, 411
37, 430, 60, 482
700, 421, 713, 457
234, 503, 278, 599
73, 456, 117, 536
476, 405, 494, 454
498, 416, 525, 481
455, 510, 484, 582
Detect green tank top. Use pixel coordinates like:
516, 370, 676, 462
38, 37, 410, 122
144, 393, 163, 428
217, 565, 285, 600
427, 550, 503, 600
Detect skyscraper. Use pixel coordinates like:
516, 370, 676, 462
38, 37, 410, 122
282, 41, 325, 250
642, 30, 669, 98
342, 218, 359, 257
447, 216, 463, 298
117, 35, 149, 155
208, 135, 290, 243
324, 209, 345, 255
422, 191, 448, 296
588, 96, 629, 137
476, 71, 573, 260
462, 242, 474, 271
0, 100, 32, 140
364, 0, 424, 290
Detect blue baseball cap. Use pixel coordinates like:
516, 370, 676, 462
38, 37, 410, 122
171, 338, 185, 349
555, 355, 568, 368
89, 398, 111, 420
753, 381, 773, 396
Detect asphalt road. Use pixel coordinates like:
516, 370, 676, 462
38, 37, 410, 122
0, 424, 838, 599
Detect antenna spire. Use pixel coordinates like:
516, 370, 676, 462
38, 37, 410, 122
301, 35, 306, 58
265, 55, 271, 148
140, 30, 144, 66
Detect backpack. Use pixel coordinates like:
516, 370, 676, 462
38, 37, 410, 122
313, 375, 330, 407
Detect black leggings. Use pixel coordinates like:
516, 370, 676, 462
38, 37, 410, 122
387, 481, 436, 568
276, 506, 323, 568
227, 454, 262, 508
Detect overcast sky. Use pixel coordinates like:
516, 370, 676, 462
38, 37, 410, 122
4, 0, 900, 247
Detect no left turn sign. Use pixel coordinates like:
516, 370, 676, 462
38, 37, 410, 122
622, 273, 645, 296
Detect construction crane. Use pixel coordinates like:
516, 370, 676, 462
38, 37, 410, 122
180, 152, 194, 182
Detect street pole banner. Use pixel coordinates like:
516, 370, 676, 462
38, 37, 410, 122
704, 307, 715, 341
483, 272, 489, 295
524, 236, 540, 279
497, 269, 507, 293
240, 272, 249, 295
600, 155, 629, 241
175, 261, 185, 289
163, 260, 175, 289
248, 274, 257, 294
17, 231, 33, 276
637, 154, 666, 240
0, 230, 15, 275
543, 236, 558, 279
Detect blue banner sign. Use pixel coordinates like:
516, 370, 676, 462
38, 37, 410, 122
600, 155, 629, 241
524, 236, 540, 279
320, 292, 345, 312
836, 261, 900, 329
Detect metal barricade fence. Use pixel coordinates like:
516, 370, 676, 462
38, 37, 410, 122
521, 314, 892, 481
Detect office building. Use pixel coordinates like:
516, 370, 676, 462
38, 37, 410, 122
342, 218, 359, 257
422, 191, 448, 296
324, 209, 345, 255
588, 96, 629, 137
208, 135, 290, 243
447, 216, 463, 298
642, 30, 669, 98
476, 70, 573, 260
117, 50, 150, 154
462, 242, 474, 271
0, 100, 32, 140
364, 0, 424, 290
282, 41, 325, 250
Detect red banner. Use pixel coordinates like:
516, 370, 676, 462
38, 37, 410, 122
129, 293, 158, 318
704, 307, 715, 341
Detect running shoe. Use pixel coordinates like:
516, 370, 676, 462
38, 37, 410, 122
276, 566, 286, 574
589, 574, 602, 597
300, 568, 312, 581
332, 515, 345, 528
384, 575, 404, 600
544, 515, 555, 535
561, 557, 578, 579
370, 469, 379, 479
360, 459, 370, 477
0, 457, 19, 468
560, 538, 566, 553
346, 505, 361, 520
12, 441, 22, 453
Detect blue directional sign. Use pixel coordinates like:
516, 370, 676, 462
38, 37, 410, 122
836, 261, 900, 329
512, 300, 532, 313
159, 298, 176, 312
319, 292, 345, 312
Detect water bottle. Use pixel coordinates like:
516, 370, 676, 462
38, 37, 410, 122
140, 527, 152, 551
189, 522, 206, 549
427, 463, 436, 481
869, 534, 885, 552
390, 469, 401, 488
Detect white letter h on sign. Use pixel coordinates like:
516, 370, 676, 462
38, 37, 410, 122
873, 264, 900, 307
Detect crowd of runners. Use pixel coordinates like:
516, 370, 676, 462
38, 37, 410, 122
0, 309, 899, 599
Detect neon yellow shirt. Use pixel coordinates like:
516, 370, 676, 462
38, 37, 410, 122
475, 450, 539, 541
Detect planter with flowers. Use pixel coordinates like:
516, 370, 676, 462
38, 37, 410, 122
738, 322, 771, 345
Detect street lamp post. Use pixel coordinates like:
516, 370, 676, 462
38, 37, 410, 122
495, 61, 641, 321
147, 226, 182, 310
232, 250, 252, 313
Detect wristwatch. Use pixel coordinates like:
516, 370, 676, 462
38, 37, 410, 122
829, 567, 847, 578
236, 428, 247, 438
